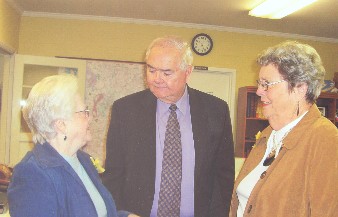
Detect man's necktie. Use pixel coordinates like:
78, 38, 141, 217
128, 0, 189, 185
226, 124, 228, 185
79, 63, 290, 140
157, 104, 182, 217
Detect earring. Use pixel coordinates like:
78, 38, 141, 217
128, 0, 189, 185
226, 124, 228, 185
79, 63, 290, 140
296, 101, 300, 116
64, 135, 67, 141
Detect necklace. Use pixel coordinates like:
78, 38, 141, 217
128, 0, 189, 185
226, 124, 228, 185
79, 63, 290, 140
263, 128, 293, 166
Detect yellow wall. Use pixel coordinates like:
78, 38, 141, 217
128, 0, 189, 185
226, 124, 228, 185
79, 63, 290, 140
0, 0, 21, 52
19, 16, 338, 90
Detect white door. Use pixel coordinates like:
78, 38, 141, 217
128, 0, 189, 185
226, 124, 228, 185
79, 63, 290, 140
188, 67, 236, 129
9, 55, 86, 166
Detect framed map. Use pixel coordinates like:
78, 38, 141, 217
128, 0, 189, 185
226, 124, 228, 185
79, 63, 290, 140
83, 61, 146, 164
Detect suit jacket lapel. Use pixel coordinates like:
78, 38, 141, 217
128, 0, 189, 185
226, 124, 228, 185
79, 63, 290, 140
138, 89, 157, 170
137, 90, 158, 209
187, 87, 208, 181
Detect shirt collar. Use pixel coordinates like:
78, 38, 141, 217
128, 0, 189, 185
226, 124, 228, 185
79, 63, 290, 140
273, 111, 308, 142
157, 86, 189, 117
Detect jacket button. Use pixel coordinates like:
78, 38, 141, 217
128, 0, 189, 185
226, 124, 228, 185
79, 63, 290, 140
260, 171, 267, 179
247, 205, 252, 213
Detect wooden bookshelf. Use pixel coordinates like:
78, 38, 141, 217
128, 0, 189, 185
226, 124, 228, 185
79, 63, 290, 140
317, 92, 338, 125
236, 86, 338, 158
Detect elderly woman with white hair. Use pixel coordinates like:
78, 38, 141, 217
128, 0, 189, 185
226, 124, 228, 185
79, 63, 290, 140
7, 74, 138, 217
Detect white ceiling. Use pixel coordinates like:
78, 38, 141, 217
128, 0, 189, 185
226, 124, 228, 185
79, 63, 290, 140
9, 0, 338, 41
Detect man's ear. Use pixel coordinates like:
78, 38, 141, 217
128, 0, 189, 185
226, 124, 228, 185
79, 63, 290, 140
185, 65, 193, 80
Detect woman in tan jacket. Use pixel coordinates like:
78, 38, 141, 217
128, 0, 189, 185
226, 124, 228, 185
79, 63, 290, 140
230, 41, 338, 217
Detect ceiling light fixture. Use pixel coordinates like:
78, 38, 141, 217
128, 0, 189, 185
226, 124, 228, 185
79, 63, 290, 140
249, 0, 318, 19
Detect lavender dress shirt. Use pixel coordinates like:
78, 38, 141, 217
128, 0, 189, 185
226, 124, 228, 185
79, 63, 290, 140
150, 87, 195, 217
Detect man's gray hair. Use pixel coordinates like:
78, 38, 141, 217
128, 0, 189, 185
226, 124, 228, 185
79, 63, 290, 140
145, 36, 193, 70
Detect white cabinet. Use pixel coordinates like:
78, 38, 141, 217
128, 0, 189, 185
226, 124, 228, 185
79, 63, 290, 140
8, 55, 86, 166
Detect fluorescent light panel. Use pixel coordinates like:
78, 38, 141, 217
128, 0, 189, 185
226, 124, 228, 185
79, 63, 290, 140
249, 0, 318, 19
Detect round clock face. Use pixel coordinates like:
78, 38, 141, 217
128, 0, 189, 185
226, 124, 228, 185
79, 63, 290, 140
191, 33, 213, 56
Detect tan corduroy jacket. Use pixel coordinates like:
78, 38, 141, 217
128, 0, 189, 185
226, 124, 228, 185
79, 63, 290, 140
229, 104, 338, 217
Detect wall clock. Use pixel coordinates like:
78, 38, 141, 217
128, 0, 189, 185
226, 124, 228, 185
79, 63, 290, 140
191, 33, 213, 56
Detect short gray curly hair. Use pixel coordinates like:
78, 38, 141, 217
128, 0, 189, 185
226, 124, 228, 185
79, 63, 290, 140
145, 36, 193, 71
257, 41, 325, 103
22, 74, 79, 144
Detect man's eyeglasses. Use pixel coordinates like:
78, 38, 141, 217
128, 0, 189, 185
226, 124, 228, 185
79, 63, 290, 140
256, 79, 285, 91
75, 106, 90, 117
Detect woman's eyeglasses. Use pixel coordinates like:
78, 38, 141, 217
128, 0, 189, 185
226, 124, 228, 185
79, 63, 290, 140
256, 79, 285, 91
75, 106, 90, 117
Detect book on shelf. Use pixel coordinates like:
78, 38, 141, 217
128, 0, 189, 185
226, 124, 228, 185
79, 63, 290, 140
256, 100, 264, 118
246, 94, 261, 118
246, 96, 250, 117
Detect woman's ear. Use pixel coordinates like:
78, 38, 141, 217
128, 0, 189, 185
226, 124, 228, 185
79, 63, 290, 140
295, 83, 308, 100
54, 119, 67, 135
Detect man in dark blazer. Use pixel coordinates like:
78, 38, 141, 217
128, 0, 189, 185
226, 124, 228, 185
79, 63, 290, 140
103, 36, 234, 217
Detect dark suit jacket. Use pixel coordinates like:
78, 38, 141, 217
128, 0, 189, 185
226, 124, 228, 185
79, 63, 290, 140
103, 87, 234, 217
8, 143, 129, 217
